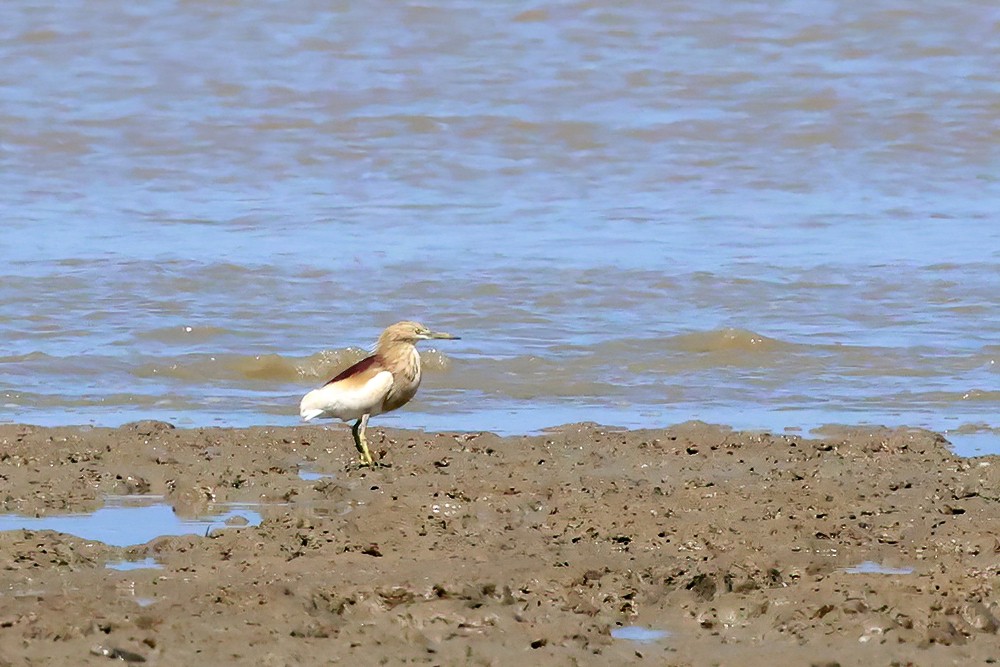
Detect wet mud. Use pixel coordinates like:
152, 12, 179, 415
1, 421, 998, 665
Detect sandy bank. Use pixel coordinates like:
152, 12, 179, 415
0, 421, 998, 665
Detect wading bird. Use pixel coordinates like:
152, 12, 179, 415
299, 321, 459, 467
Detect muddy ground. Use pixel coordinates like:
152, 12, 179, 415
0, 421, 998, 666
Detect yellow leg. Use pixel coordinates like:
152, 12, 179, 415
352, 415, 374, 467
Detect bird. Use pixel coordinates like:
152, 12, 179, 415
299, 321, 459, 467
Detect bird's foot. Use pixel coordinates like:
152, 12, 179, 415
353, 457, 390, 470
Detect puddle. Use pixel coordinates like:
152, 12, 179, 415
298, 470, 334, 481
106, 557, 163, 571
842, 561, 914, 575
944, 432, 1000, 457
610, 626, 671, 643
0, 495, 262, 547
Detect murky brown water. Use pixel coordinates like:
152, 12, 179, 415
2, 1, 998, 451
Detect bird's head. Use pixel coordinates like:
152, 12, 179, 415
380, 321, 460, 346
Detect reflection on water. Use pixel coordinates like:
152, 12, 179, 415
0, 0, 997, 450
0, 496, 262, 547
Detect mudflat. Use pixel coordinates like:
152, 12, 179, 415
0, 421, 997, 666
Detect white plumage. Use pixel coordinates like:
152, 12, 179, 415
299, 370, 394, 422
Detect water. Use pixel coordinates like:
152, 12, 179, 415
842, 561, 914, 575
1, 1, 998, 450
0, 496, 263, 547
611, 626, 671, 643
106, 557, 163, 571
298, 470, 334, 481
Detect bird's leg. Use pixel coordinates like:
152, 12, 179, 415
352, 414, 375, 467
351, 418, 366, 463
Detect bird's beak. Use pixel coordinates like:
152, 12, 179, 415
427, 330, 460, 340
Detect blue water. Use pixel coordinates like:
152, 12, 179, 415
1, 0, 998, 450
106, 557, 163, 571
0, 497, 262, 548
611, 626, 671, 643
842, 561, 914, 575
298, 470, 334, 481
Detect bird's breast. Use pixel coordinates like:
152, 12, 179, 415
382, 348, 421, 413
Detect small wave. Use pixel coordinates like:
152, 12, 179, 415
132, 348, 455, 384
666, 328, 790, 353
135, 325, 232, 343
868, 389, 1000, 406
0, 351, 53, 364
296, 348, 368, 381
957, 389, 1000, 402
948, 422, 1000, 435
133, 351, 353, 383
417, 349, 454, 372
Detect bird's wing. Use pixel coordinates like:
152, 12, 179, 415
322, 354, 381, 386
300, 368, 394, 422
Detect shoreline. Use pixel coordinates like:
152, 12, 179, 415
1, 421, 998, 664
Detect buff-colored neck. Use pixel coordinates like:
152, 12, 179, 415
377, 339, 421, 380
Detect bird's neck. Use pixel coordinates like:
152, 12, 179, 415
379, 342, 421, 382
